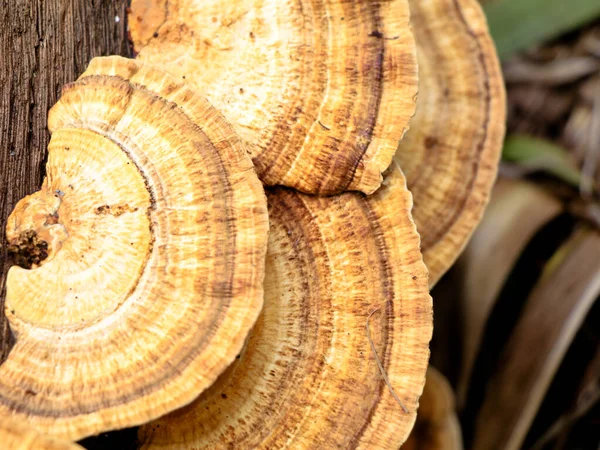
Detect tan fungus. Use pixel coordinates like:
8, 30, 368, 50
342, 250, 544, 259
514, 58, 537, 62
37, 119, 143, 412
0, 417, 83, 450
403, 368, 463, 450
0, 57, 269, 441
128, 0, 419, 195
395, 0, 506, 286
138, 161, 432, 449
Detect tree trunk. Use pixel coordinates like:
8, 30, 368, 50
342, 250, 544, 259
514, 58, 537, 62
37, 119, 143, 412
0, 0, 131, 361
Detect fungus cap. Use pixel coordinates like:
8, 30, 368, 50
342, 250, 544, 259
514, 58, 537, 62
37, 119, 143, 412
138, 161, 432, 449
395, 0, 505, 286
129, 0, 419, 195
0, 58, 269, 441
403, 368, 463, 450
0, 417, 84, 450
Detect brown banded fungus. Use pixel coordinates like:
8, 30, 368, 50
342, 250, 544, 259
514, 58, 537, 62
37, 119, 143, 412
127, 0, 505, 284
0, 417, 84, 450
0, 58, 269, 440
395, 0, 506, 286
128, 0, 419, 195
403, 368, 463, 450
137, 161, 432, 449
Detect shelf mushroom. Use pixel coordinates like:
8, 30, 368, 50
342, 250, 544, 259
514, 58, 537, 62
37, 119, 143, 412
137, 161, 432, 449
129, 0, 419, 195
0, 59, 269, 441
128, 0, 505, 284
0, 417, 84, 450
403, 368, 463, 450
395, 0, 506, 285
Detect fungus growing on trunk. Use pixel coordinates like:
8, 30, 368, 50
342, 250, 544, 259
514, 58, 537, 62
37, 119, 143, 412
137, 162, 432, 449
128, 0, 419, 195
0, 59, 269, 441
0, 0, 506, 445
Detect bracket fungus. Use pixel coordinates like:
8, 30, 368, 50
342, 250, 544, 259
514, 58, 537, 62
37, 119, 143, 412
382, 0, 506, 286
0, 0, 506, 444
403, 368, 463, 450
138, 162, 432, 449
0, 417, 84, 450
128, 0, 419, 195
127, 0, 505, 283
394, 0, 506, 286
0, 58, 269, 440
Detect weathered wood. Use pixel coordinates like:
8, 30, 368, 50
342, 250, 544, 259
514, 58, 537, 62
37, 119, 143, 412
0, 0, 131, 361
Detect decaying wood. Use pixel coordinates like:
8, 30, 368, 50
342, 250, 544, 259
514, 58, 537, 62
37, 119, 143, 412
0, 0, 131, 361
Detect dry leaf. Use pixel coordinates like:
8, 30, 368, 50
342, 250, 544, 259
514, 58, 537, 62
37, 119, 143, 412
472, 228, 600, 450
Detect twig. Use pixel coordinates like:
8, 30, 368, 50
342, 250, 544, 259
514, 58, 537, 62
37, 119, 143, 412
318, 120, 330, 130
366, 302, 409, 413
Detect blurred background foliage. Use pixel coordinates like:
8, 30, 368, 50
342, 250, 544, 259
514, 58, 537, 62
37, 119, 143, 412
411, 1, 600, 449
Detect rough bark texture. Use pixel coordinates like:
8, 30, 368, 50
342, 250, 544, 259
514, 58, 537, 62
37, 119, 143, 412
0, 0, 131, 362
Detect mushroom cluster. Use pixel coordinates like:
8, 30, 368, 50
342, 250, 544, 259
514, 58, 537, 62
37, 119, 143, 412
1, 0, 504, 448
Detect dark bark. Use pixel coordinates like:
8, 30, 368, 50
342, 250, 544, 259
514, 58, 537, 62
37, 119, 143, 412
0, 0, 131, 361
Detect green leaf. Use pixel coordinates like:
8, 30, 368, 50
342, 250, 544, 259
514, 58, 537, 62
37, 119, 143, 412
502, 135, 582, 186
483, 0, 600, 59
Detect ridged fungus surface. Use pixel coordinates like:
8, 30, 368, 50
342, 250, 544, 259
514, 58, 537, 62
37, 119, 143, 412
0, 58, 269, 441
0, 417, 84, 450
138, 162, 432, 449
129, 0, 419, 195
395, 0, 506, 286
